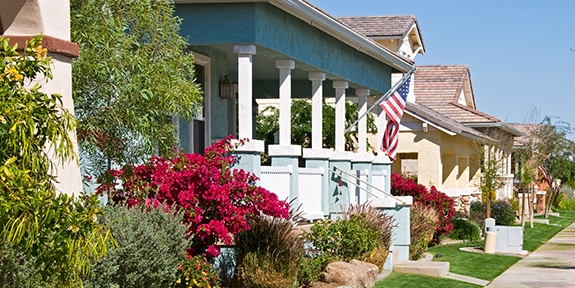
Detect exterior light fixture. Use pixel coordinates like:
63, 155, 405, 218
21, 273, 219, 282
219, 75, 233, 99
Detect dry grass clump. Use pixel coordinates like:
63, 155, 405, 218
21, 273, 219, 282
409, 203, 438, 260
234, 210, 305, 287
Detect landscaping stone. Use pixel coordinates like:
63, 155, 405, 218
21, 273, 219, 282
321, 260, 379, 288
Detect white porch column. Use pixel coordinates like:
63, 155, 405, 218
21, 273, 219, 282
234, 45, 256, 139
333, 81, 348, 152
376, 104, 387, 157
309, 72, 326, 149
276, 59, 295, 145
356, 88, 370, 153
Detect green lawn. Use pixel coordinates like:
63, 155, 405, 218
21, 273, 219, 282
375, 272, 481, 288
427, 241, 520, 281
376, 209, 575, 287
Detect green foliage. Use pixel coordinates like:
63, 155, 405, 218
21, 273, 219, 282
305, 204, 393, 267
174, 255, 220, 288
297, 254, 332, 286
470, 200, 516, 226
83, 204, 190, 288
557, 193, 575, 210
409, 203, 438, 260
71, 0, 203, 177
256, 99, 378, 153
235, 212, 305, 288
0, 241, 46, 288
0, 36, 113, 287
449, 218, 481, 241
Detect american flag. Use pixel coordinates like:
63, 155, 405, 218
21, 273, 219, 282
538, 165, 552, 186
380, 75, 412, 160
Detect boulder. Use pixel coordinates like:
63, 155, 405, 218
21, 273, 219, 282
321, 260, 379, 288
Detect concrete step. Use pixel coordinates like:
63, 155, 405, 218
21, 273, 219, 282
393, 260, 450, 277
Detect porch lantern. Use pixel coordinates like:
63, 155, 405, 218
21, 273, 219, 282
219, 75, 233, 99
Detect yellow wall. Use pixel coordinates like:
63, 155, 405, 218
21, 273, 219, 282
391, 114, 481, 194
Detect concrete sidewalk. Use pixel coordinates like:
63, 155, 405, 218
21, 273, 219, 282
487, 222, 575, 287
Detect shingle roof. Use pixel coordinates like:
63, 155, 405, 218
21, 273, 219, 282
508, 123, 540, 146
336, 15, 418, 38
409, 65, 523, 137
434, 102, 500, 124
413, 65, 470, 107
405, 102, 491, 141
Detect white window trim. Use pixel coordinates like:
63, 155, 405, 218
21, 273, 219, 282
192, 51, 211, 150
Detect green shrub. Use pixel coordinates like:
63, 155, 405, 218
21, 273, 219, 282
0, 242, 46, 288
449, 218, 481, 241
471, 199, 516, 226
409, 203, 438, 260
234, 212, 304, 288
83, 203, 189, 288
558, 193, 575, 210
297, 254, 332, 286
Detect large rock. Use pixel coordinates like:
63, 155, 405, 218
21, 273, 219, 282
321, 260, 379, 288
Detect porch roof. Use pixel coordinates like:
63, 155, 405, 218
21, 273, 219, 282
405, 102, 492, 141
175, 0, 414, 95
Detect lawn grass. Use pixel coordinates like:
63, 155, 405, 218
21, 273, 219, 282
523, 209, 575, 252
374, 272, 481, 288
375, 209, 575, 286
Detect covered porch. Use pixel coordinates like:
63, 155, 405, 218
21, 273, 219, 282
175, 0, 414, 263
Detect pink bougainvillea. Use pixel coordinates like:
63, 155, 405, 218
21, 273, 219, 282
97, 136, 289, 257
390, 174, 454, 244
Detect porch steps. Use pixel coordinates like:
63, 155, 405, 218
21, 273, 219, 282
393, 260, 450, 277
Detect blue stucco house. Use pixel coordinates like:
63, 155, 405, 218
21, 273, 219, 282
173, 0, 414, 266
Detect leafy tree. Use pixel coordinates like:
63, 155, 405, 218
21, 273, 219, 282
517, 117, 575, 218
0, 36, 113, 287
473, 129, 514, 218
71, 0, 203, 178
256, 99, 378, 156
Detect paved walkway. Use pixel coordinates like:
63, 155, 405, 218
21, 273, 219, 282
487, 222, 575, 287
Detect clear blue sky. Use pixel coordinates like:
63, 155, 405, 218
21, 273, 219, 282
311, 0, 575, 137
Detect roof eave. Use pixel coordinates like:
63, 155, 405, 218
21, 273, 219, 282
271, 0, 413, 72
403, 110, 457, 136
465, 122, 524, 136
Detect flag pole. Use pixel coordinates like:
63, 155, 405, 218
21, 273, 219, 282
345, 67, 416, 132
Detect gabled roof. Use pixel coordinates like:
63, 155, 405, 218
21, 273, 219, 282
410, 65, 523, 137
337, 15, 417, 38
413, 65, 474, 108
336, 15, 425, 56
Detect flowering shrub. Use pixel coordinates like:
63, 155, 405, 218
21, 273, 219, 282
174, 255, 219, 288
391, 174, 455, 243
97, 136, 289, 257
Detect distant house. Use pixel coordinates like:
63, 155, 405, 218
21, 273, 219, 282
395, 65, 522, 211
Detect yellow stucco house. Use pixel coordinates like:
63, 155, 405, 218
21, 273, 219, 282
396, 65, 522, 212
